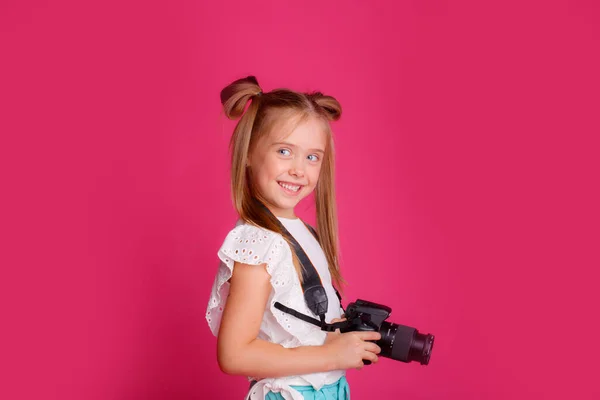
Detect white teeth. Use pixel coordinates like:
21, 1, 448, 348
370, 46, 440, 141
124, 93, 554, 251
279, 182, 301, 192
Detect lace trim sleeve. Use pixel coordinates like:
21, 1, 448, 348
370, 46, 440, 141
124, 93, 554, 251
205, 224, 286, 336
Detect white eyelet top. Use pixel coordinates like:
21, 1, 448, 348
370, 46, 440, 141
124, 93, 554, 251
205, 218, 345, 400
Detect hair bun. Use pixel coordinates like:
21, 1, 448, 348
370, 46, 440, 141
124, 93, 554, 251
220, 76, 263, 120
308, 92, 342, 121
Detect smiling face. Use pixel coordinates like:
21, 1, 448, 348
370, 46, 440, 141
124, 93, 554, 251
247, 115, 328, 218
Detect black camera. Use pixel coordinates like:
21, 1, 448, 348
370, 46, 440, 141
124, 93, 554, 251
337, 299, 435, 365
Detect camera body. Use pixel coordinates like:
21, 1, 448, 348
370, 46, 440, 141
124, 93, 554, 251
338, 299, 434, 365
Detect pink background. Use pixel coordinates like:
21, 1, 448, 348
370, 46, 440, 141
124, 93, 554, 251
1, 0, 599, 399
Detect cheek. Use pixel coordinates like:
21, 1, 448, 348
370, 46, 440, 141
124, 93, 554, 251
255, 159, 282, 184
250, 164, 269, 187
266, 158, 287, 177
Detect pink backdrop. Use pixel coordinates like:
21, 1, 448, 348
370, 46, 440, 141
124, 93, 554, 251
2, 0, 599, 399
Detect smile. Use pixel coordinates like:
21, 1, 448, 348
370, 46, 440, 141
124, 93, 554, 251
278, 181, 303, 193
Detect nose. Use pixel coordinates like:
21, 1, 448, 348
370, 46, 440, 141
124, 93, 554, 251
289, 158, 305, 178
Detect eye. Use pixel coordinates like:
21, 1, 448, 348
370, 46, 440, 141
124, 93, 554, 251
277, 148, 291, 156
307, 154, 320, 162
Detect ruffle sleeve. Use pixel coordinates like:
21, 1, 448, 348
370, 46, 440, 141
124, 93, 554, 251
205, 222, 327, 348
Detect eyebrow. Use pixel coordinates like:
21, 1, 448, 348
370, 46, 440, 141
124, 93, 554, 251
271, 142, 325, 154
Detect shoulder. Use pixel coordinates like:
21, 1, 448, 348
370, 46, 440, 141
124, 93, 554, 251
225, 221, 281, 243
218, 221, 288, 272
221, 221, 284, 253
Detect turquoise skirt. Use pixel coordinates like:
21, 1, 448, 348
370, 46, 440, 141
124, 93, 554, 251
264, 376, 350, 400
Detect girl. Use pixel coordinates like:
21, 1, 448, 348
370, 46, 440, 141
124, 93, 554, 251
206, 76, 381, 400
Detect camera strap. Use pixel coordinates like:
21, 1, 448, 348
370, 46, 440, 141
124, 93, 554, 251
303, 224, 344, 312
257, 203, 342, 327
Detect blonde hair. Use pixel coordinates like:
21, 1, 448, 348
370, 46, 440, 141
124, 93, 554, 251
220, 75, 346, 293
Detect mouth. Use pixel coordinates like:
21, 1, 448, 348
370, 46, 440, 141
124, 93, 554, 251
277, 181, 304, 194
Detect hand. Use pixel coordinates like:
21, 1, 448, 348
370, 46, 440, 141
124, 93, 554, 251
324, 318, 382, 370
324, 317, 346, 346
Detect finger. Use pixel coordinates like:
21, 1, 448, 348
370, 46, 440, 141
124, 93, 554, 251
365, 342, 382, 354
355, 361, 364, 370
356, 331, 382, 342
363, 351, 379, 364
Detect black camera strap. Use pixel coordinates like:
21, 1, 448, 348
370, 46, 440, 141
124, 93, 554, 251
274, 301, 347, 332
256, 202, 343, 326
303, 224, 344, 313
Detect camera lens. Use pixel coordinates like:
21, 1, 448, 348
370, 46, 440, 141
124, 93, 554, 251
410, 331, 435, 365
379, 322, 435, 365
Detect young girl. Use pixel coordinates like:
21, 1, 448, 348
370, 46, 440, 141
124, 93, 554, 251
206, 76, 381, 400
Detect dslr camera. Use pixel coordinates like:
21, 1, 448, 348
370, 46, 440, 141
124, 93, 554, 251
335, 299, 435, 365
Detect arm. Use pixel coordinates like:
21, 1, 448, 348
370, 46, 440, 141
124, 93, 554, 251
217, 261, 337, 377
